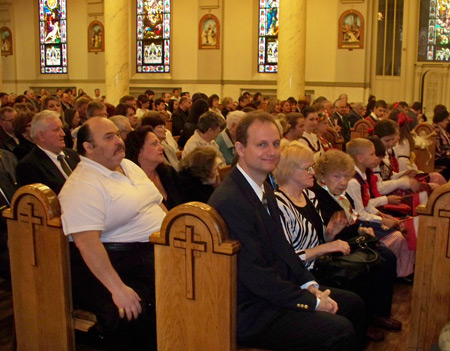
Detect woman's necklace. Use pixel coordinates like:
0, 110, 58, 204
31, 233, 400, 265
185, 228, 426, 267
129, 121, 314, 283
279, 187, 305, 204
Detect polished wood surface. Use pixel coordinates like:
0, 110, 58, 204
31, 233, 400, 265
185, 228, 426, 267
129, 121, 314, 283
413, 123, 437, 173
3, 184, 76, 351
409, 183, 450, 350
351, 119, 372, 139
3, 184, 96, 351
150, 201, 244, 351
324, 127, 344, 150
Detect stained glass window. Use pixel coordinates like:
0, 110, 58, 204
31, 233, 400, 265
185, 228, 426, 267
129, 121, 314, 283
258, 0, 279, 73
39, 0, 67, 74
137, 0, 171, 73
418, 0, 450, 61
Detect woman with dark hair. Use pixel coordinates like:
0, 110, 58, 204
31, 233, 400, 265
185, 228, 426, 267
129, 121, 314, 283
178, 147, 219, 203
433, 105, 450, 179
168, 99, 179, 114
208, 94, 223, 119
41, 95, 73, 148
12, 111, 35, 160
141, 112, 180, 171
136, 94, 150, 118
177, 98, 209, 148
125, 126, 184, 210
64, 108, 80, 132
115, 103, 138, 129
279, 112, 305, 142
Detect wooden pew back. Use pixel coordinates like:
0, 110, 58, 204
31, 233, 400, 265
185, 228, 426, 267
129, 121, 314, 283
409, 183, 450, 350
150, 202, 242, 351
3, 184, 76, 351
350, 119, 372, 139
324, 127, 344, 150
413, 123, 437, 173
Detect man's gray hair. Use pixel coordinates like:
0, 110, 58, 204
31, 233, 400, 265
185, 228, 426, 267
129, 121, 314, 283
109, 115, 130, 130
226, 110, 246, 130
30, 110, 60, 141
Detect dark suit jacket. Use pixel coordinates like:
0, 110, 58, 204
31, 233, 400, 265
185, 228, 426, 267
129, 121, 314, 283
16, 147, 80, 194
0, 127, 18, 153
332, 112, 351, 143
171, 108, 188, 136
209, 166, 316, 340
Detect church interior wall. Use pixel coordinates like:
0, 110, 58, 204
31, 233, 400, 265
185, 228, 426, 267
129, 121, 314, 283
2, 0, 446, 106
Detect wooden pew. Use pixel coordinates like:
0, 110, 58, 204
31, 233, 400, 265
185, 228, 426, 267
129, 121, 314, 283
413, 123, 437, 173
350, 119, 372, 139
3, 184, 95, 351
409, 183, 450, 350
150, 202, 270, 351
5, 185, 267, 351
324, 127, 344, 150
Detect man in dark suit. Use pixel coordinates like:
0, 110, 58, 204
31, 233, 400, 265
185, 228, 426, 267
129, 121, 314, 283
0, 107, 19, 152
209, 112, 366, 351
16, 110, 79, 195
332, 99, 351, 144
171, 96, 191, 136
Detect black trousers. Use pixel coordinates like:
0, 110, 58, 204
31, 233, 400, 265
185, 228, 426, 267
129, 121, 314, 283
70, 243, 156, 351
239, 287, 366, 351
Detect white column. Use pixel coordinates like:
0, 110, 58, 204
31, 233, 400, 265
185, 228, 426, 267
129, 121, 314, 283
104, 0, 129, 104
277, 0, 306, 99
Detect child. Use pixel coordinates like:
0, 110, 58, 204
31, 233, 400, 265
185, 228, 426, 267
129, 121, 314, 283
346, 138, 415, 278
389, 110, 445, 187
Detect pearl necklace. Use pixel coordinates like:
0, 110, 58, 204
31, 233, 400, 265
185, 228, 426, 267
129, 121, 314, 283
279, 187, 305, 203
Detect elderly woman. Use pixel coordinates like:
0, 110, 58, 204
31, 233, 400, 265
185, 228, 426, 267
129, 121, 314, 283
125, 126, 184, 210
273, 142, 399, 341
311, 149, 414, 280
178, 147, 219, 203
12, 110, 35, 160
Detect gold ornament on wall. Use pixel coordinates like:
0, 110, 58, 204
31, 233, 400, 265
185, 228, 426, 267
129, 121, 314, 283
88, 20, 104, 53
338, 10, 364, 50
199, 14, 220, 49
0, 27, 13, 56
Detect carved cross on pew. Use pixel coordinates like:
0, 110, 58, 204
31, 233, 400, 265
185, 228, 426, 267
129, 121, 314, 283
173, 225, 206, 300
18, 202, 42, 266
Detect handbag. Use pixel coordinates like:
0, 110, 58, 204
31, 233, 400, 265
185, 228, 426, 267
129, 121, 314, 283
312, 234, 380, 287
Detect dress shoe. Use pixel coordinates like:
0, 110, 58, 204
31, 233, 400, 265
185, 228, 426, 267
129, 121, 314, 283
397, 274, 414, 285
373, 316, 403, 331
366, 325, 385, 342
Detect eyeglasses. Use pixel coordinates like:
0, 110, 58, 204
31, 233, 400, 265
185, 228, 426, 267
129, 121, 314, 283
299, 164, 315, 174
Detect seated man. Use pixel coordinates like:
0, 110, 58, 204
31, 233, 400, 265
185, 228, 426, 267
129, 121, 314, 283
16, 110, 80, 195
0, 107, 18, 152
59, 117, 166, 350
208, 111, 366, 351
182, 111, 226, 167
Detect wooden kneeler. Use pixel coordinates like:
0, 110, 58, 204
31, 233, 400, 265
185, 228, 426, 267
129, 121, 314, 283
150, 202, 270, 351
3, 184, 96, 351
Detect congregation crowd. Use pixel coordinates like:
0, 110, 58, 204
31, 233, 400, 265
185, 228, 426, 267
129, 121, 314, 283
0, 86, 449, 350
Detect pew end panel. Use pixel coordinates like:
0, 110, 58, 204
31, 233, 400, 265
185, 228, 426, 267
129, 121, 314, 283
409, 183, 450, 350
413, 123, 438, 173
3, 184, 75, 351
350, 119, 372, 139
150, 201, 243, 351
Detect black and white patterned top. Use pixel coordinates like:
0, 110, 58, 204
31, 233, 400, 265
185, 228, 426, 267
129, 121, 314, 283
275, 188, 325, 269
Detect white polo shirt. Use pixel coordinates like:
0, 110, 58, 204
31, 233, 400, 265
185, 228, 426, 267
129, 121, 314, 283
59, 156, 165, 243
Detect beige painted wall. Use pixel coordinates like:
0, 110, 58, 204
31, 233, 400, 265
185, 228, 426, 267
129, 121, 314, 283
0, 0, 426, 105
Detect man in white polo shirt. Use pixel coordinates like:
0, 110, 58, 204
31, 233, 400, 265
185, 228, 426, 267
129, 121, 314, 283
59, 117, 166, 350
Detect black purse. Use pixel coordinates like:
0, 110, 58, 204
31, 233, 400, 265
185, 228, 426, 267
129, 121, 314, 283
312, 234, 380, 287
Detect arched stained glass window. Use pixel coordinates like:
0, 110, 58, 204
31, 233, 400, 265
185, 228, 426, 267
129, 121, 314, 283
258, 0, 279, 73
39, 0, 67, 74
137, 0, 171, 73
